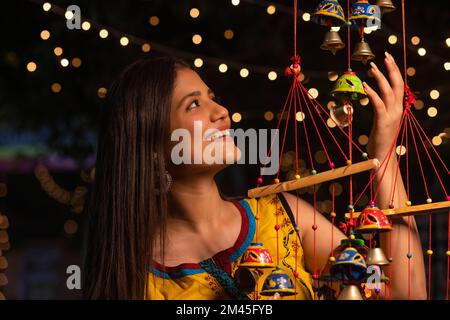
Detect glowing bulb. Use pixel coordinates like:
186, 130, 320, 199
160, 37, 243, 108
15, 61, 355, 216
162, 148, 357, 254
308, 88, 319, 99
60, 58, 69, 67
268, 71, 277, 81
360, 97, 369, 106
302, 13, 311, 21
267, 5, 276, 15
142, 43, 151, 53
358, 135, 369, 145
149, 16, 160, 26
396, 145, 407, 156
99, 29, 109, 38
406, 67, 416, 76
120, 37, 129, 46
432, 136, 442, 146
411, 36, 420, 45
40, 30, 50, 40
430, 90, 440, 100
427, 107, 438, 117
264, 111, 274, 121
232, 112, 242, 122
42, 2, 51, 11
26, 62, 37, 72
414, 99, 424, 110
224, 29, 234, 40
417, 48, 426, 56
240, 68, 249, 78
388, 35, 397, 44
97, 87, 107, 98
446, 38, 450, 47
81, 21, 91, 31
231, 0, 240, 6
296, 112, 306, 122
53, 47, 63, 56
51, 83, 61, 93
327, 118, 336, 128
65, 10, 74, 20
71, 57, 81, 68
190, 8, 200, 18
444, 62, 450, 71
219, 64, 228, 73
192, 34, 202, 45
194, 58, 203, 68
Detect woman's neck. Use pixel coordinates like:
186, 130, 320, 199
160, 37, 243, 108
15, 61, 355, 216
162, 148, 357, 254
167, 173, 230, 233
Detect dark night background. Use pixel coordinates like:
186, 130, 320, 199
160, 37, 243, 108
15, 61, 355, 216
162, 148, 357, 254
0, 0, 449, 299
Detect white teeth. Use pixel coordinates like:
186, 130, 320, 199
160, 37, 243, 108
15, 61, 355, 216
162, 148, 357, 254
207, 129, 230, 141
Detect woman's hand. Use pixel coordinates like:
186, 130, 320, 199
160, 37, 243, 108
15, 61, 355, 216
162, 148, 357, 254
363, 52, 405, 161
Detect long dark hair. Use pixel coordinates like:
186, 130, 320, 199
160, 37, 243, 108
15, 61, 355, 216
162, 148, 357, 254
83, 56, 189, 299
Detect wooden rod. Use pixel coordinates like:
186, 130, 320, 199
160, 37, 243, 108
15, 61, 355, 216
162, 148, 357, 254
345, 201, 450, 219
248, 159, 380, 198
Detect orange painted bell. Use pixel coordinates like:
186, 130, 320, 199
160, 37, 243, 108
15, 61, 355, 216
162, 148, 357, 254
377, 0, 396, 14
239, 242, 275, 268
354, 204, 392, 234
351, 39, 376, 64
320, 31, 345, 55
338, 284, 364, 300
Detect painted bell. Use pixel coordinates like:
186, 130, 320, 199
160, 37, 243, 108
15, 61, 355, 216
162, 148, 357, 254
312, 0, 346, 27
377, 0, 396, 14
351, 39, 375, 64
260, 269, 296, 296
330, 247, 367, 281
354, 205, 392, 234
320, 30, 345, 55
366, 247, 390, 266
330, 101, 353, 127
239, 242, 275, 268
234, 267, 261, 294
338, 284, 364, 300
331, 70, 367, 100
349, 0, 381, 30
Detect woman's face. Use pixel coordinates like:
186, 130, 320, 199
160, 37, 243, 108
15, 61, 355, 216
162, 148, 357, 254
167, 68, 241, 176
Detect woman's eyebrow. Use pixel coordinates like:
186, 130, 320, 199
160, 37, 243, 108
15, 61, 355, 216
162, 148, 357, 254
177, 91, 201, 109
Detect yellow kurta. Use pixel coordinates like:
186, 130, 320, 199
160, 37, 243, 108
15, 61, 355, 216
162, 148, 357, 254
146, 193, 314, 300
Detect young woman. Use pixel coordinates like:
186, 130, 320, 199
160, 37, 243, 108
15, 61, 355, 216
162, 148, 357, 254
83, 54, 426, 300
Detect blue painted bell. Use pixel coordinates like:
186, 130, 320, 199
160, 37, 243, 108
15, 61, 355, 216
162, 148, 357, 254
330, 247, 367, 282
331, 70, 367, 101
349, 0, 381, 30
312, 0, 346, 27
260, 269, 296, 296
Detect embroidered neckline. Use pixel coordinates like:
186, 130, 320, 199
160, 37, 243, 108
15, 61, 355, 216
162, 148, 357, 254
148, 200, 256, 279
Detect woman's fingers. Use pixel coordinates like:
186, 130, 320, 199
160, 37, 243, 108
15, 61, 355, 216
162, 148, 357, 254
363, 81, 386, 117
369, 61, 395, 110
383, 52, 404, 107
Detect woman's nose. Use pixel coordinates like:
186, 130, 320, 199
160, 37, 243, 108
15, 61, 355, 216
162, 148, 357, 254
210, 101, 229, 122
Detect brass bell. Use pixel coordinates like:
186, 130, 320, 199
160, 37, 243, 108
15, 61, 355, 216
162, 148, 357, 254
338, 284, 363, 300
366, 247, 390, 266
377, 0, 396, 14
351, 40, 375, 64
320, 31, 345, 55
234, 267, 261, 294
330, 102, 353, 128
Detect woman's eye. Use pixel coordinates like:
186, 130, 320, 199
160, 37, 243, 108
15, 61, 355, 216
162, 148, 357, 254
187, 100, 200, 110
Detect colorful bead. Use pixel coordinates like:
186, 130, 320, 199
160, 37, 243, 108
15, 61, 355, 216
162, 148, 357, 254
329, 162, 335, 169
294, 226, 300, 232
311, 169, 317, 175
406, 252, 413, 259
330, 212, 336, 218
348, 219, 354, 227
312, 224, 318, 231
346, 160, 352, 165
273, 178, 280, 184
446, 195, 450, 201
275, 265, 281, 270
369, 201, 375, 207
426, 198, 432, 203
350, 234, 355, 240
329, 256, 336, 262
389, 204, 395, 209
257, 177, 263, 184
427, 249, 433, 255
388, 257, 393, 262
362, 152, 368, 159
294, 271, 299, 278
447, 251, 450, 256
312, 274, 319, 280
345, 21, 352, 26
274, 224, 280, 231
405, 200, 412, 206
295, 174, 301, 180
284, 66, 293, 77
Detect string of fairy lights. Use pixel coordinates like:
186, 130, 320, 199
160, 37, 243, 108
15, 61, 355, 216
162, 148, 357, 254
21, 0, 449, 234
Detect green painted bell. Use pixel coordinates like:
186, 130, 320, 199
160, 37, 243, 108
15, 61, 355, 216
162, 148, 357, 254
331, 70, 367, 100
312, 0, 346, 27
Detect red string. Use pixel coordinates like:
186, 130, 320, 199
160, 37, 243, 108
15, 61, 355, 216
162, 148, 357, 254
294, 0, 297, 57
296, 84, 315, 170
294, 80, 299, 174
276, 84, 295, 180
347, 0, 351, 70
447, 211, 450, 300
401, 0, 408, 84
428, 214, 432, 300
